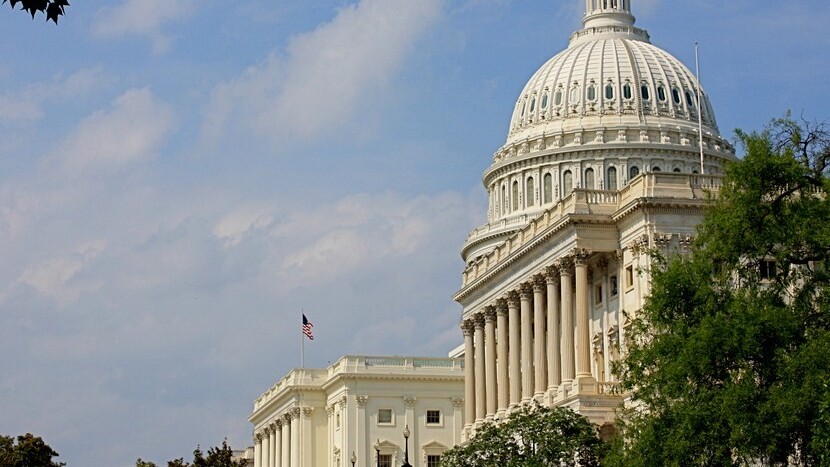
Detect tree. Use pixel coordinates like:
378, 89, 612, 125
3, 0, 69, 24
0, 433, 65, 467
607, 116, 830, 466
136, 440, 246, 467
440, 403, 606, 467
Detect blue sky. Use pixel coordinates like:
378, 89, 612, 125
0, 0, 827, 465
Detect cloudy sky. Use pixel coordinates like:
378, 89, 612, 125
0, 0, 827, 465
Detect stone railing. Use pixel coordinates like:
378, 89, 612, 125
597, 382, 624, 396
461, 173, 723, 288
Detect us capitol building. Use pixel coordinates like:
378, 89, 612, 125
247, 1, 736, 466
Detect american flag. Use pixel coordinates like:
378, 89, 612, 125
302, 314, 314, 340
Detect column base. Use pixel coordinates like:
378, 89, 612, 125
572, 375, 597, 395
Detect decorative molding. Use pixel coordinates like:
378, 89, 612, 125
519, 282, 533, 299
483, 305, 497, 322
403, 396, 416, 407
451, 398, 464, 408
495, 298, 508, 316
355, 395, 369, 407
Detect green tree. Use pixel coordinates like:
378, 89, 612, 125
0, 433, 65, 467
440, 403, 606, 467
608, 117, 830, 466
3, 0, 69, 23
136, 439, 246, 467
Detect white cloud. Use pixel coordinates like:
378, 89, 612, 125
203, 0, 444, 144
0, 68, 108, 123
54, 88, 175, 172
92, 0, 198, 52
18, 241, 107, 308
213, 206, 275, 247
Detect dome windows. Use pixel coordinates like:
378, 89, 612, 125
512, 181, 519, 211
605, 83, 615, 100
563, 170, 573, 195
543, 173, 553, 204
554, 89, 563, 106
623, 82, 633, 100
640, 83, 650, 101
526, 177, 535, 207
672, 87, 682, 105
629, 166, 640, 180
541, 94, 549, 109
530, 97, 536, 113
657, 85, 667, 102
587, 83, 597, 102
569, 83, 581, 104
607, 167, 618, 190
685, 91, 695, 108
585, 168, 595, 189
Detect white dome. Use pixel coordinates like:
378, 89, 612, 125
460, 0, 736, 263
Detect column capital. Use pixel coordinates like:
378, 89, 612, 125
519, 282, 533, 299
255, 433, 262, 442
507, 290, 520, 304
557, 256, 574, 274
290, 406, 301, 418
474, 312, 486, 328
461, 319, 476, 336
403, 396, 416, 406
573, 248, 590, 266
270, 420, 280, 430
545, 265, 560, 283
451, 397, 464, 408
483, 305, 497, 322
532, 274, 546, 292
495, 298, 508, 315
263, 426, 272, 436
274, 419, 283, 429
302, 406, 314, 417
356, 395, 369, 407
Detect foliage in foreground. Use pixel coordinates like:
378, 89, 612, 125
608, 116, 830, 466
440, 403, 606, 467
3, 0, 68, 23
0, 433, 64, 467
136, 439, 246, 467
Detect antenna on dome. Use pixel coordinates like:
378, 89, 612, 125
695, 42, 705, 175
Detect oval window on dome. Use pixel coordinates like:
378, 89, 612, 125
685, 91, 695, 108
541, 94, 549, 109
521, 101, 527, 116
641, 84, 650, 101
623, 83, 632, 100
530, 98, 536, 113
587, 84, 597, 102
672, 88, 682, 105
657, 86, 667, 102
605, 84, 614, 100
569, 85, 580, 103
554, 90, 563, 106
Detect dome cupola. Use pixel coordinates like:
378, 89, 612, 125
460, 0, 737, 263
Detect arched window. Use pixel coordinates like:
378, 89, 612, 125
657, 85, 667, 102
623, 83, 632, 100
685, 91, 695, 107
530, 98, 536, 112
652, 166, 662, 172
640, 84, 650, 101
607, 167, 618, 190
673, 168, 682, 173
587, 84, 597, 101
526, 177, 535, 207
585, 168, 595, 189
605, 83, 614, 100
521, 100, 527, 116
541, 94, 549, 109
629, 166, 640, 180
672, 88, 682, 105
554, 89, 563, 106
502, 185, 507, 212
512, 181, 519, 211
563, 170, 573, 195
543, 173, 553, 204
569, 85, 581, 103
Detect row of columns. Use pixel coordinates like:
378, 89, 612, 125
462, 251, 600, 430
254, 407, 302, 467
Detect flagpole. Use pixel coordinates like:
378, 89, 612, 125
301, 309, 305, 368
695, 42, 705, 175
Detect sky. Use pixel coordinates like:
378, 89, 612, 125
0, 0, 827, 465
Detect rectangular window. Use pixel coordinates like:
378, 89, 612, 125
760, 260, 777, 280
378, 454, 392, 467
377, 409, 393, 425
426, 410, 441, 425
625, 265, 634, 288
427, 455, 441, 467
594, 284, 603, 304
610, 275, 619, 296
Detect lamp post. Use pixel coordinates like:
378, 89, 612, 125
351, 451, 357, 467
375, 439, 381, 467
401, 425, 412, 467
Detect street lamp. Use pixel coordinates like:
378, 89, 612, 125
351, 451, 357, 467
401, 425, 412, 467
375, 439, 381, 467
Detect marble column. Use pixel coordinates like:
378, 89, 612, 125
532, 275, 547, 399
261, 427, 270, 467
290, 409, 300, 467
520, 283, 534, 402
507, 291, 521, 406
574, 251, 597, 394
280, 416, 290, 467
254, 434, 262, 467
545, 265, 562, 394
484, 306, 498, 419
462, 320, 475, 433
495, 299, 509, 415
270, 423, 278, 467
474, 313, 487, 422
560, 259, 575, 387
274, 421, 282, 467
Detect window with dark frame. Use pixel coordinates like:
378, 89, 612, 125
610, 275, 619, 296
427, 455, 441, 467
426, 410, 441, 425
378, 409, 393, 425
378, 454, 392, 467
760, 260, 777, 280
